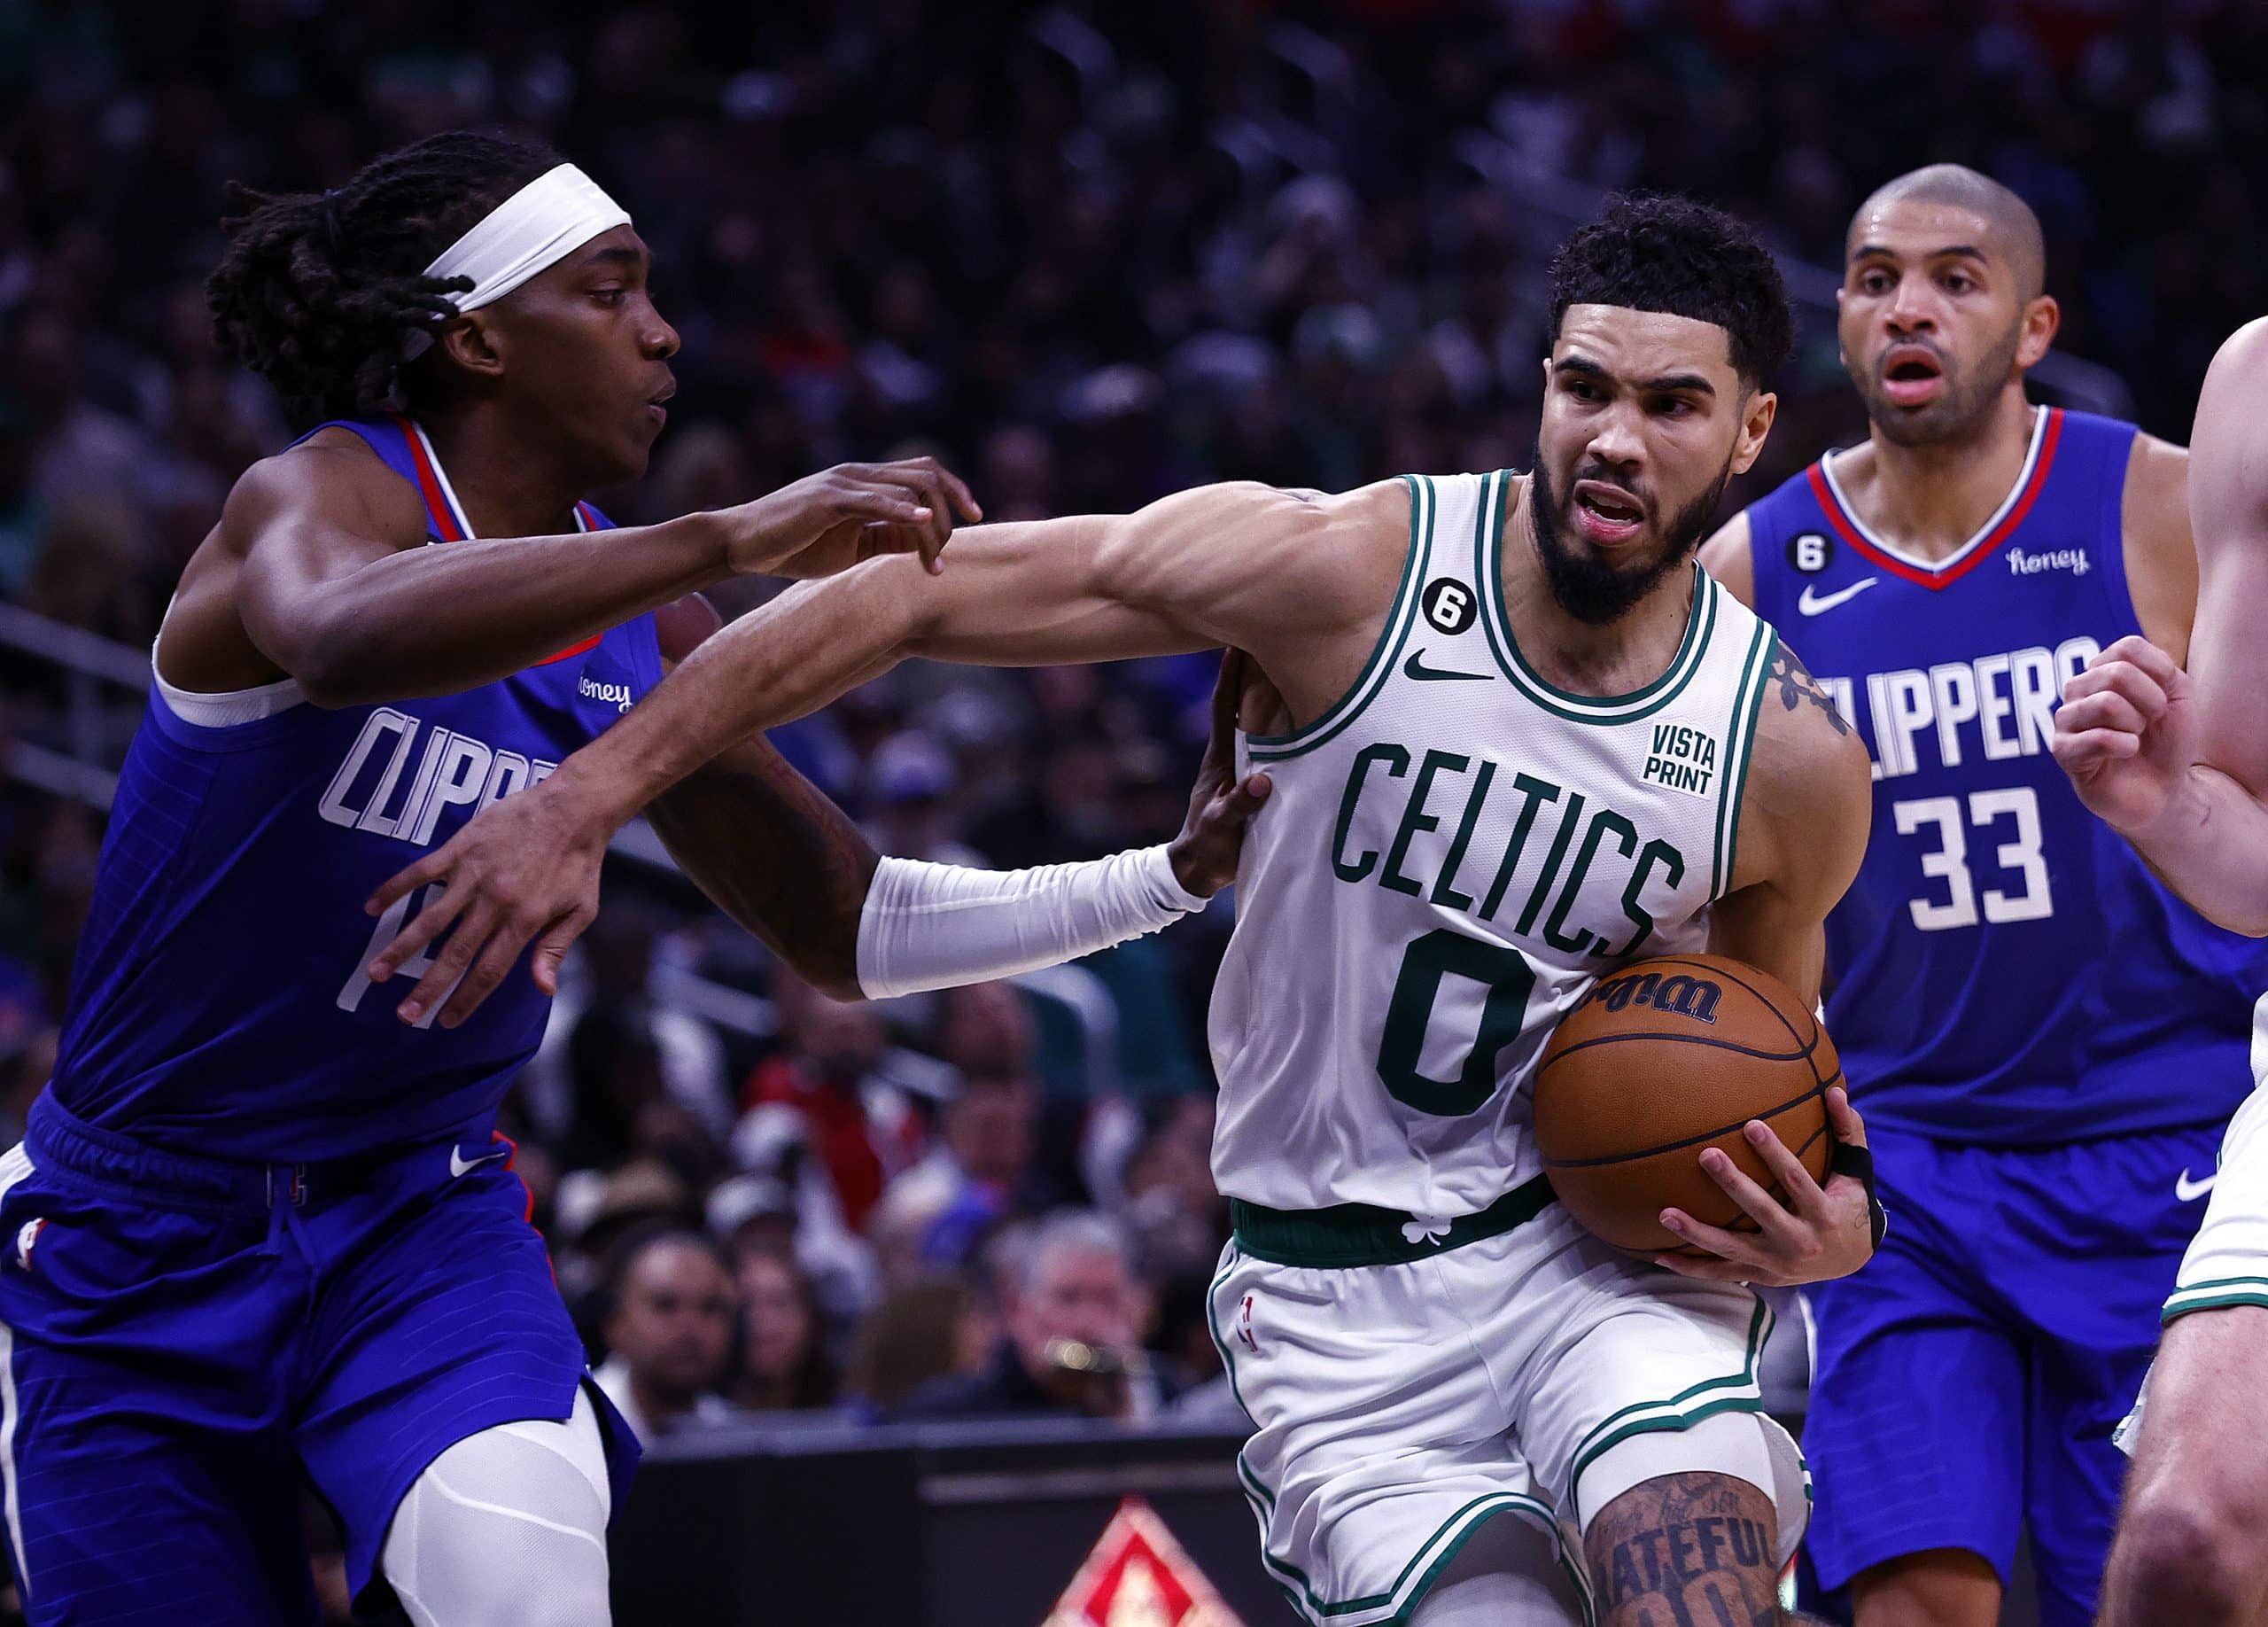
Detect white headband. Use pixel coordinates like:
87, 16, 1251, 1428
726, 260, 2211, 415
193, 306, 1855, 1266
423, 163, 632, 313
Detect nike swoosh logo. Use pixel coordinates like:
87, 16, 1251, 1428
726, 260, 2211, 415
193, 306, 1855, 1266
1403, 650, 1490, 682
1798, 578, 1879, 616
2176, 1167, 2218, 1202
450, 1145, 510, 1179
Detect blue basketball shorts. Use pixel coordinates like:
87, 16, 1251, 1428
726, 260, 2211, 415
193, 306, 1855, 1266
1800, 1118, 2221, 1627
0, 1092, 639, 1625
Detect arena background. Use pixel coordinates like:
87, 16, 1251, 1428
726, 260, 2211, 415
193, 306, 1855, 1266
1, 1, 2258, 1621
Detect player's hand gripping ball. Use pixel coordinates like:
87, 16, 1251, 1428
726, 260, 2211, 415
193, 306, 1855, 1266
1534, 954, 1838, 1257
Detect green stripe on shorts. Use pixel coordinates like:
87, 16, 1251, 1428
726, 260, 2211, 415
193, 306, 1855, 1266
1565, 1296, 1773, 1528
2163, 1276, 2268, 1323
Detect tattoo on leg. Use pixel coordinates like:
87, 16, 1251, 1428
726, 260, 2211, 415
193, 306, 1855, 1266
1768, 644, 1850, 736
1586, 1472, 1783, 1627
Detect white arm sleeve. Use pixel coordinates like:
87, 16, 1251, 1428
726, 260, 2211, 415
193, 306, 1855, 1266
855, 845, 1208, 1000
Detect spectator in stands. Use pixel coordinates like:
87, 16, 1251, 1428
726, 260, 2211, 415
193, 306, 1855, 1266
734, 974, 938, 1233
895, 1211, 1182, 1423
730, 1247, 840, 1413
593, 1226, 744, 1444
843, 1276, 999, 1421
869, 1068, 1043, 1274
707, 1169, 878, 1351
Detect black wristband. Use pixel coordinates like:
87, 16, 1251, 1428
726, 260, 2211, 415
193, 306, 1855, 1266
1829, 1139, 1889, 1249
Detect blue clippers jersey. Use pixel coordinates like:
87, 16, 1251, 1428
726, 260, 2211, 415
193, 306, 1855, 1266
1744, 407, 2265, 1145
48, 415, 664, 1162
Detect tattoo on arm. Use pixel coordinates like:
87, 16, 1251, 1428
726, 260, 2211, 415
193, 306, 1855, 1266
1769, 644, 1851, 736
644, 738, 879, 996
1585, 1471, 1784, 1627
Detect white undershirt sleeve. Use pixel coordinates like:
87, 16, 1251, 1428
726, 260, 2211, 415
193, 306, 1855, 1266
855, 845, 1208, 1000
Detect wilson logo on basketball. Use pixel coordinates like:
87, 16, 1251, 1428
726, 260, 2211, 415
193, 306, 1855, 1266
1576, 969, 1722, 1024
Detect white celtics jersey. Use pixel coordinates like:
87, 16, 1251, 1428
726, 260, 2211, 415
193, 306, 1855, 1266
1208, 470, 1779, 1217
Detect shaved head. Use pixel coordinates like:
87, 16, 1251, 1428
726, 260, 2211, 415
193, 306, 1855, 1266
1851, 164, 2046, 300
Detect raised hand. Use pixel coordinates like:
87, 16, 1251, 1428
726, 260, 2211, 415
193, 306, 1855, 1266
2053, 634, 2196, 836
1652, 1086, 1876, 1288
1166, 650, 1273, 898
723, 457, 982, 580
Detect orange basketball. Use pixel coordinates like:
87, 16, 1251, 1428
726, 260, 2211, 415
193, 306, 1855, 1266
1534, 954, 1838, 1255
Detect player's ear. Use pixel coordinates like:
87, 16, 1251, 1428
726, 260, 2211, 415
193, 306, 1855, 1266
435, 311, 508, 383
2016, 294, 2060, 370
1730, 388, 1777, 477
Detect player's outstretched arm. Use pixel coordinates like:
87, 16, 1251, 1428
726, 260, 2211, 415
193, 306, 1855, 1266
2055, 319, 2268, 933
1661, 638, 1877, 1288
631, 616, 1269, 1007
361, 481, 1367, 1021
201, 441, 976, 707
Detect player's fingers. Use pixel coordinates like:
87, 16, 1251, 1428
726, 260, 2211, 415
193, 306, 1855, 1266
2049, 727, 2142, 765
365, 850, 451, 920
437, 911, 548, 1029
2060, 688, 2155, 739
527, 902, 596, 1000
1738, 1120, 1831, 1224
1826, 1085, 1867, 1148
873, 463, 954, 549
1695, 1145, 1808, 1247
367, 883, 467, 980
393, 899, 498, 1025
1656, 1207, 1767, 1271
838, 487, 935, 529
932, 461, 983, 524
2061, 662, 2167, 720
1220, 774, 1273, 818
2095, 634, 2183, 689
2055, 691, 2153, 739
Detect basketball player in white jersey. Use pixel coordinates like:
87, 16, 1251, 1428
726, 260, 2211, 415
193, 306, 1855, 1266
2053, 318, 2268, 1625
365, 196, 1881, 1624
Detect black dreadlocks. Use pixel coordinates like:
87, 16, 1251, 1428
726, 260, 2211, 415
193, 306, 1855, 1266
206, 129, 563, 428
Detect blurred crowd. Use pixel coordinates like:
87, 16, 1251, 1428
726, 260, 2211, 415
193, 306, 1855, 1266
1, 0, 2263, 1491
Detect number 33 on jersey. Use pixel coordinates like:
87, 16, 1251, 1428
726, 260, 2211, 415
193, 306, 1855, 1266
1742, 407, 2268, 1145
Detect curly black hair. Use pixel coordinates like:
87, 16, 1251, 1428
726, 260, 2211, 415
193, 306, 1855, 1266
1547, 194, 1795, 390
207, 129, 563, 427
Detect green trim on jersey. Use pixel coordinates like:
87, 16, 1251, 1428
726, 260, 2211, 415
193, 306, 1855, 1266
2163, 1276, 2268, 1323
1475, 470, 1719, 724
1564, 1296, 1775, 1530
1711, 623, 1779, 899
1247, 476, 1433, 764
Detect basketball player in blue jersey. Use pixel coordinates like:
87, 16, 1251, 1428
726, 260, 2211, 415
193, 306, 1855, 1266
2055, 318, 2268, 1626
0, 130, 1269, 1627
1700, 165, 2268, 1627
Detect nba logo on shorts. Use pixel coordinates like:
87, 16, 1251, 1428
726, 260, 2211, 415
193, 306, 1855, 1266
14, 1217, 45, 1273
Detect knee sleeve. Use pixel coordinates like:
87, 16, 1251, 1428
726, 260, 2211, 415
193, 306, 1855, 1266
1574, 1410, 1810, 1566
381, 1386, 613, 1627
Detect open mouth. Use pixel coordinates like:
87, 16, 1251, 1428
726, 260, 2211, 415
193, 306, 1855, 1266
1572, 479, 1646, 544
1881, 346, 1945, 407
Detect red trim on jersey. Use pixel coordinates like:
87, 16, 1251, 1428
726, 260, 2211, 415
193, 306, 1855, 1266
390, 412, 463, 541
394, 416, 606, 666
1807, 408, 2064, 590
491, 1128, 557, 1286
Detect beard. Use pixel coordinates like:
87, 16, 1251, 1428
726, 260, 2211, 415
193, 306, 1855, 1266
1856, 318, 2023, 448
1527, 442, 1735, 627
